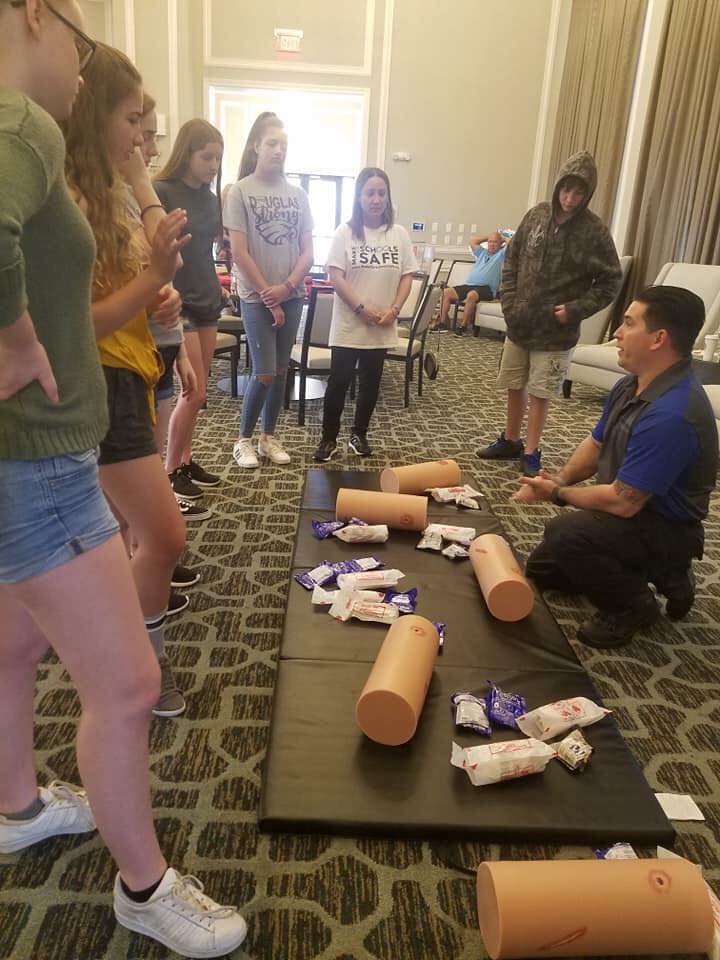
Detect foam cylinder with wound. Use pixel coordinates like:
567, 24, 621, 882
469, 534, 534, 621
380, 459, 461, 494
355, 615, 438, 745
476, 858, 714, 958
336, 488, 427, 531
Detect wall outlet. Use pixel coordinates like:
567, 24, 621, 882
470, 223, 477, 234
431, 234, 438, 244
444, 234, 451, 246
456, 235, 464, 247
411, 221, 425, 232
445, 223, 452, 233
431, 222, 439, 232
458, 223, 465, 233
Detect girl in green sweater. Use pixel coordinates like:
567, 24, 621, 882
0, 4, 246, 957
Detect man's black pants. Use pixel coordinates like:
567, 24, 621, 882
526, 508, 703, 612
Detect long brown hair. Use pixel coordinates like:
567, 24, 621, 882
348, 167, 394, 240
154, 119, 224, 231
63, 42, 144, 294
237, 112, 282, 180
155, 119, 223, 190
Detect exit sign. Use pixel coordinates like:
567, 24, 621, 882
274, 28, 303, 53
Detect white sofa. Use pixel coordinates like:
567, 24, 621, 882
473, 256, 633, 348
564, 262, 720, 394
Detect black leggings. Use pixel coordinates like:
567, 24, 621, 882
321, 347, 386, 442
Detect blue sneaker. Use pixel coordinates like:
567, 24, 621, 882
520, 449, 542, 477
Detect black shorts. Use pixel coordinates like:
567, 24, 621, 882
155, 344, 180, 402
98, 367, 157, 466
453, 284, 494, 302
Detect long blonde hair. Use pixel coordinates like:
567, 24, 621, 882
63, 42, 144, 294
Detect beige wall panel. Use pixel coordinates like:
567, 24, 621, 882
206, 0, 370, 70
385, 0, 553, 239
78, 1, 108, 43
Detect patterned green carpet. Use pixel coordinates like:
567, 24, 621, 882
1, 331, 718, 959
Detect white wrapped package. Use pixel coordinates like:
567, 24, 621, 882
328, 590, 399, 624
428, 484, 483, 506
333, 524, 389, 544
516, 696, 611, 741
424, 523, 476, 544
451, 738, 556, 786
312, 585, 382, 606
336, 569, 404, 591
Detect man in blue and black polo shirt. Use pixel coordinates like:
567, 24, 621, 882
513, 285, 718, 648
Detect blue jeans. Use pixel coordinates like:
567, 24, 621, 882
240, 298, 303, 437
0, 450, 119, 583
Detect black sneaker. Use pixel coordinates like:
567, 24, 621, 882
171, 564, 200, 588
176, 498, 212, 522
169, 467, 203, 500
657, 567, 695, 620
183, 459, 221, 488
577, 593, 660, 648
454, 324, 466, 337
313, 439, 337, 463
167, 591, 189, 618
348, 433, 372, 457
477, 432, 523, 460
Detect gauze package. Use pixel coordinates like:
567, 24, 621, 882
451, 692, 491, 736
485, 681, 527, 729
294, 563, 336, 590
451, 738, 556, 786
336, 569, 404, 591
417, 528, 443, 551
442, 543, 469, 560
428, 484, 484, 509
423, 523, 476, 545
516, 697, 610, 741
312, 585, 382, 606
328, 590, 399, 624
383, 587, 418, 615
312, 517, 367, 539
334, 524, 389, 544
555, 728, 593, 771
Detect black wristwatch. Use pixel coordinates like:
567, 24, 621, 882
353, 303, 365, 315
550, 485, 568, 507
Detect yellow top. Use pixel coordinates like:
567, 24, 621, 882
97, 308, 163, 418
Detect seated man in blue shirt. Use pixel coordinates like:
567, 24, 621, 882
437, 231, 508, 335
512, 285, 718, 648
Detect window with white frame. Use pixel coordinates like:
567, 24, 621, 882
207, 83, 368, 265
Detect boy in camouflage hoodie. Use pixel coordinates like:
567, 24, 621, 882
478, 151, 622, 475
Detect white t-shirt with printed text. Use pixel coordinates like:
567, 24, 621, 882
326, 223, 418, 349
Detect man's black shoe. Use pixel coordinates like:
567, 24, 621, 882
658, 567, 695, 620
577, 593, 660, 649
477, 432, 523, 460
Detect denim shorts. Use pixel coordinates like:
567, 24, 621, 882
155, 344, 180, 402
241, 298, 303, 376
0, 450, 119, 584
182, 312, 219, 333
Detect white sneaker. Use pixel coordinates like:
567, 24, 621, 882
257, 435, 291, 465
114, 868, 248, 958
232, 438, 259, 469
0, 781, 96, 854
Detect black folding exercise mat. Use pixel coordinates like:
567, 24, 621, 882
260, 469, 674, 844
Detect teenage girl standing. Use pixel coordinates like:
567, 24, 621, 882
313, 167, 416, 461
224, 113, 314, 468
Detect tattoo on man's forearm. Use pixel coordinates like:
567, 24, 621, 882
613, 479, 648, 503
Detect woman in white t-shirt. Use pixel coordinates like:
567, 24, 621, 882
313, 168, 417, 461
